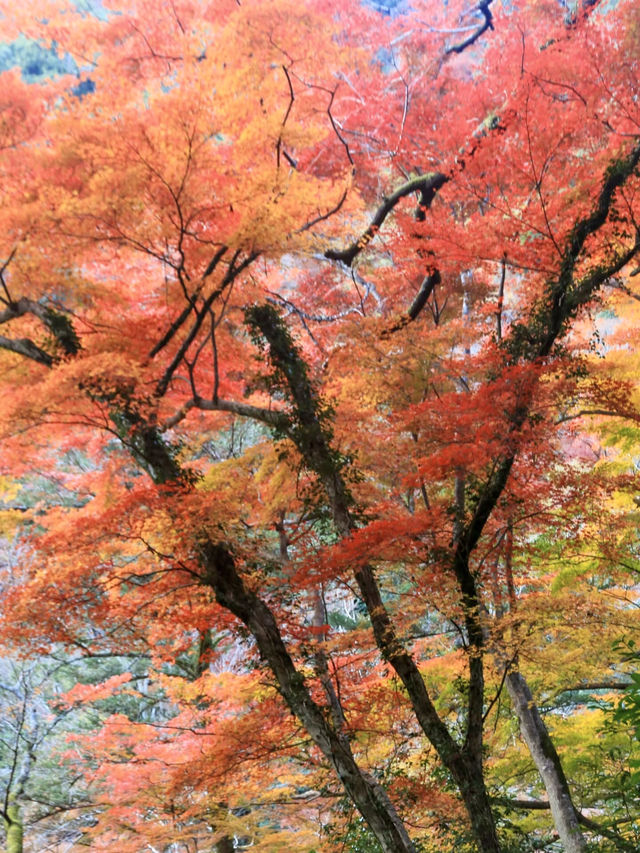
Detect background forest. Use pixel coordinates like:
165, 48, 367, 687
0, 0, 640, 851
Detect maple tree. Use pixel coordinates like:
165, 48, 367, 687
1, 0, 640, 850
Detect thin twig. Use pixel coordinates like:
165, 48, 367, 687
276, 65, 296, 171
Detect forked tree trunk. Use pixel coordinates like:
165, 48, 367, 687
247, 304, 502, 852
506, 671, 587, 853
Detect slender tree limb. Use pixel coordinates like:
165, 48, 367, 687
554, 680, 633, 695
155, 251, 256, 397
192, 395, 288, 428
149, 245, 228, 358
297, 185, 350, 234
556, 408, 640, 424
496, 254, 506, 339
276, 65, 295, 171
161, 396, 288, 430
493, 797, 637, 852
575, 810, 638, 852
492, 797, 553, 811
326, 86, 354, 168
0, 247, 17, 305
445, 1, 495, 55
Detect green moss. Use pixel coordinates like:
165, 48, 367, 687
4, 802, 23, 853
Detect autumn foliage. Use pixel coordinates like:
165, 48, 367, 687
1, 0, 640, 851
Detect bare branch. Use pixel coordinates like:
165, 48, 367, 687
496, 254, 506, 340
296, 185, 349, 234
161, 396, 287, 429
155, 251, 256, 397
445, 1, 495, 56
383, 269, 441, 336
0, 334, 54, 366
149, 245, 228, 359
556, 408, 640, 424
0, 246, 17, 304
326, 86, 354, 168
325, 173, 447, 266
555, 680, 633, 694
276, 65, 295, 171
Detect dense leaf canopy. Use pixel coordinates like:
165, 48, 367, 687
0, 1, 640, 851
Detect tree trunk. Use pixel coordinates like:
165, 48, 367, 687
354, 563, 502, 852
4, 803, 23, 853
199, 540, 418, 853
247, 304, 502, 852
458, 757, 505, 853
216, 836, 234, 853
506, 671, 586, 853
96, 404, 416, 853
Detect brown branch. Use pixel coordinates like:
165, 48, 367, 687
445, 1, 495, 55
0, 334, 54, 366
276, 65, 295, 171
496, 254, 506, 339
161, 396, 288, 429
297, 185, 349, 234
494, 799, 640, 852
326, 86, 354, 168
382, 269, 441, 336
210, 311, 220, 403
556, 408, 640, 424
325, 173, 447, 266
575, 811, 638, 852
555, 680, 633, 695
193, 395, 288, 428
0, 246, 17, 304
492, 797, 552, 811
149, 245, 227, 359
155, 251, 256, 397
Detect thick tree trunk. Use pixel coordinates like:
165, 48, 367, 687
458, 758, 506, 853
215, 836, 234, 853
506, 671, 586, 853
101, 404, 416, 853
199, 540, 418, 853
4, 803, 23, 853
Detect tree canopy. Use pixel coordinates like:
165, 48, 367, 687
1, 0, 640, 851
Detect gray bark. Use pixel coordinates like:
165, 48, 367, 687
506, 671, 586, 853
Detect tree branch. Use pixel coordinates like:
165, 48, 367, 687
445, 1, 495, 55
0, 334, 54, 366
494, 798, 639, 852
0, 297, 79, 356
155, 251, 256, 397
193, 396, 288, 428
325, 173, 447, 267
149, 245, 228, 359
383, 269, 441, 335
